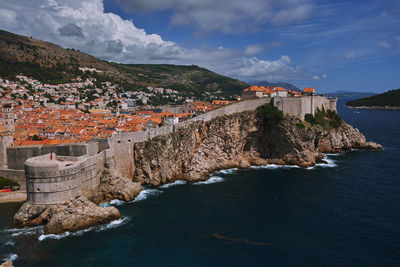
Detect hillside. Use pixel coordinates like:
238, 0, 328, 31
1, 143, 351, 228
0, 30, 248, 96
253, 81, 301, 92
346, 89, 400, 109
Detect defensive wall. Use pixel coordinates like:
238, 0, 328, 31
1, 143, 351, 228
5, 96, 336, 204
6, 142, 97, 170
24, 141, 114, 205
273, 96, 337, 119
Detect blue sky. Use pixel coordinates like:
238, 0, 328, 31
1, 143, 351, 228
0, 0, 399, 92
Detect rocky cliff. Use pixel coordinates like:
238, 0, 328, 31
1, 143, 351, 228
12, 110, 381, 234
131, 110, 381, 186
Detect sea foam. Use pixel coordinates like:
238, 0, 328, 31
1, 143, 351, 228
215, 168, 238, 175
159, 180, 187, 188
38, 217, 130, 241
3, 226, 44, 237
307, 155, 338, 170
193, 176, 224, 185
133, 189, 162, 202
2, 253, 18, 262
4, 240, 15, 247
110, 199, 125, 205
250, 164, 300, 169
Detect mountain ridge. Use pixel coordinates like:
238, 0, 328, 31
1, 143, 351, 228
0, 29, 248, 96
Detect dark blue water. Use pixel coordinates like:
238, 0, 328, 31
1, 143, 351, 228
1, 98, 400, 266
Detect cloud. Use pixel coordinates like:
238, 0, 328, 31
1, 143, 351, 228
345, 52, 357, 60
245, 44, 264, 56
0, 0, 306, 82
0, 8, 17, 25
58, 23, 84, 37
313, 73, 327, 80
225, 55, 304, 81
379, 40, 391, 49
116, 0, 313, 34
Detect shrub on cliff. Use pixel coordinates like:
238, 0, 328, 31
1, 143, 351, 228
305, 110, 343, 129
305, 113, 317, 125
256, 103, 283, 127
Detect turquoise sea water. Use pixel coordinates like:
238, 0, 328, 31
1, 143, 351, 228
1, 98, 399, 266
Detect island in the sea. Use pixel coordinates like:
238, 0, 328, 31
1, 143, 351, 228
346, 88, 400, 110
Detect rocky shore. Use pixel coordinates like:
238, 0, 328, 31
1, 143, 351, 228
0, 261, 13, 267
11, 110, 381, 234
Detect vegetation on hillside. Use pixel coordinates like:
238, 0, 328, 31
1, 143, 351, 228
346, 89, 400, 107
0, 30, 248, 98
256, 103, 283, 127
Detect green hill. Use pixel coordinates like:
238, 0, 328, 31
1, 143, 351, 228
0, 30, 248, 97
346, 89, 400, 108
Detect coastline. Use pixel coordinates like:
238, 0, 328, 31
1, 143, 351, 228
345, 105, 400, 110
0, 191, 26, 204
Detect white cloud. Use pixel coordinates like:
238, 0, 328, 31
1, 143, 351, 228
322, 74, 327, 79
0, 0, 306, 82
116, 0, 313, 34
245, 44, 264, 56
0, 8, 17, 25
379, 40, 391, 49
345, 52, 357, 60
225, 55, 304, 81
312, 75, 320, 80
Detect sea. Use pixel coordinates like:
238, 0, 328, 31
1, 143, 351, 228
1, 98, 399, 266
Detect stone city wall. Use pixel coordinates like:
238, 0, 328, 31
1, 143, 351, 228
7, 142, 96, 170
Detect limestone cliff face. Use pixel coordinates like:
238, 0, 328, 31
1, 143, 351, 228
131, 111, 381, 186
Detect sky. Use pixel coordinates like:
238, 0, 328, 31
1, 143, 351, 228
0, 0, 399, 93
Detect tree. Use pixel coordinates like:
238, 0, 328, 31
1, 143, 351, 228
256, 103, 283, 127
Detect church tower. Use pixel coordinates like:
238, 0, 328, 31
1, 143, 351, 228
0, 103, 15, 168
2, 103, 15, 134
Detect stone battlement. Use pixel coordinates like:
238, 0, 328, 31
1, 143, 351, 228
22, 96, 337, 204
25, 142, 113, 205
